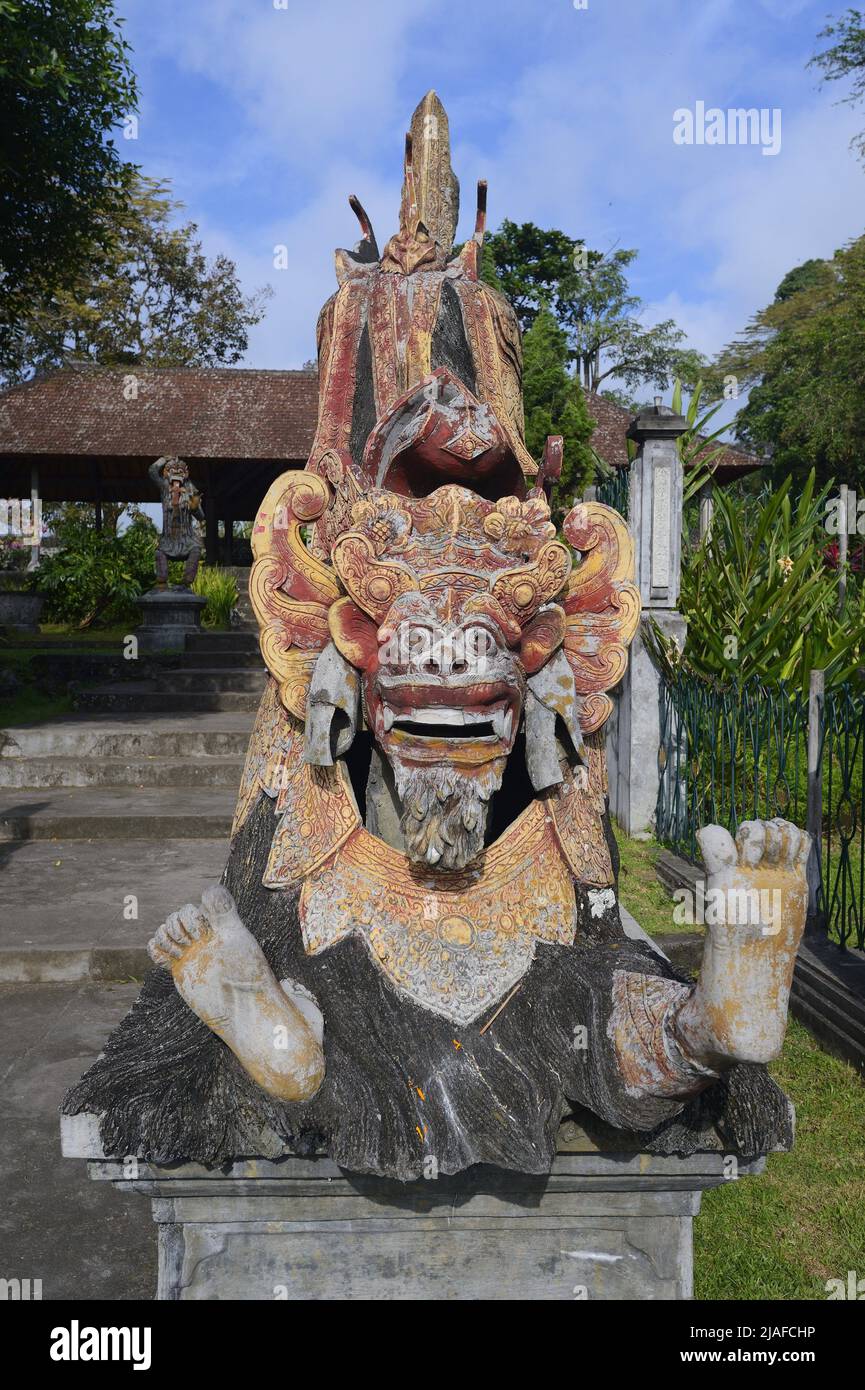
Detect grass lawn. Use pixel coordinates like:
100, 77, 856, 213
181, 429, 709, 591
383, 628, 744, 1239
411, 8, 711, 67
0, 623, 129, 727
0, 689, 72, 727
695, 1017, 865, 1300
6, 623, 132, 649
613, 823, 702, 936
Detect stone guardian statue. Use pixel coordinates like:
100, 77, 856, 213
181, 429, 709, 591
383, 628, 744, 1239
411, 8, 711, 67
65, 92, 809, 1197
148, 456, 203, 587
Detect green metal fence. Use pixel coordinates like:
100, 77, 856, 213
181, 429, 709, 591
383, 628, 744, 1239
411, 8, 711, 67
597, 467, 630, 521
819, 683, 865, 950
655, 671, 865, 950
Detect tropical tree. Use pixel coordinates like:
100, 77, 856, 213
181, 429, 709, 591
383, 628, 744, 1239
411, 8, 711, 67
479, 221, 703, 394
0, 0, 137, 356
671, 378, 730, 505
645, 471, 864, 693
561, 247, 705, 395
479, 221, 582, 332
711, 237, 865, 491
35, 510, 156, 629
3, 171, 272, 380
810, 8, 865, 160
521, 308, 596, 515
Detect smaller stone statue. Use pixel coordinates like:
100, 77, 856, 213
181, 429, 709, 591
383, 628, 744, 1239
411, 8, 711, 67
148, 456, 203, 587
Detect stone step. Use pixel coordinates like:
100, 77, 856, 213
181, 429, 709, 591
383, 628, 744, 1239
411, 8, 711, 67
790, 988, 865, 1077
655, 848, 703, 897
0, 838, 228, 982
154, 669, 266, 693
794, 954, 865, 1030
180, 651, 263, 670
791, 969, 865, 1052
0, 755, 244, 789
0, 713, 254, 760
0, 787, 237, 840
186, 631, 259, 654
74, 686, 261, 713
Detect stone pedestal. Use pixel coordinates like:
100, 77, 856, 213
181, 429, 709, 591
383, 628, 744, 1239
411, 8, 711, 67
61, 1115, 762, 1300
0, 587, 43, 633
135, 586, 206, 653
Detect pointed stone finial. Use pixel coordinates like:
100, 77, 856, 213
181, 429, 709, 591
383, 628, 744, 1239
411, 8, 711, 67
400, 91, 460, 253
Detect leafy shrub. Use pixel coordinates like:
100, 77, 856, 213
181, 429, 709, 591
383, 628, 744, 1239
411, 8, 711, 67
192, 565, 238, 628
35, 516, 156, 629
646, 471, 864, 692
0, 538, 33, 573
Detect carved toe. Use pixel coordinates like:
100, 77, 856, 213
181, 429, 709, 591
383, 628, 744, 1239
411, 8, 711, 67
697, 824, 737, 875
201, 883, 239, 926
735, 819, 766, 868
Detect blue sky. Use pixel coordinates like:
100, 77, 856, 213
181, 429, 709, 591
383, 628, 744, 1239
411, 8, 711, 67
117, 0, 865, 398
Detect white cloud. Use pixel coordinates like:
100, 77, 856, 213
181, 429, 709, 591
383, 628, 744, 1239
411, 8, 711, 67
446, 3, 865, 370
196, 162, 404, 369
122, 0, 437, 173
118, 0, 865, 386
671, 101, 865, 329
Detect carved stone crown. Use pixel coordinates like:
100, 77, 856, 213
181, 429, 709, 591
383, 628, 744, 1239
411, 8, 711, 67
331, 488, 570, 634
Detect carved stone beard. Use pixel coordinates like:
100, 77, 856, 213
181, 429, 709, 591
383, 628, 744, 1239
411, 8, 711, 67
390, 759, 505, 871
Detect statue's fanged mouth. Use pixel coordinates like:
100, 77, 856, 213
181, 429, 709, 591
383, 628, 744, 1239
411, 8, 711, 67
373, 681, 519, 766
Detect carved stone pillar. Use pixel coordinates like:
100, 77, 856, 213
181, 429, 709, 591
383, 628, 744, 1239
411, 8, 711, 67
608, 401, 688, 836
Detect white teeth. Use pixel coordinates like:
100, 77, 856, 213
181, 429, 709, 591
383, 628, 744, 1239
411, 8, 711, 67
491, 707, 513, 740
417, 708, 466, 725
393, 708, 470, 726
383, 704, 513, 738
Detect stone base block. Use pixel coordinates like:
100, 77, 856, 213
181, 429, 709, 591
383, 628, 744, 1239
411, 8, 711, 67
0, 590, 44, 633
62, 1118, 764, 1300
135, 587, 207, 652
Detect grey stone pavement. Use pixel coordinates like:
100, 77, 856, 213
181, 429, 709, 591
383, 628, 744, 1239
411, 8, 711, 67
0, 981, 156, 1300
0, 838, 229, 981
0, 695, 255, 1298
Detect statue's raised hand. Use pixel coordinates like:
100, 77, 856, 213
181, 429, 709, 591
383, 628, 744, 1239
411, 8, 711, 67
149, 885, 325, 1102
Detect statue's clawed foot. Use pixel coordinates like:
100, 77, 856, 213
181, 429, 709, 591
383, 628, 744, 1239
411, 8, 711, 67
673, 818, 810, 1068
148, 884, 325, 1102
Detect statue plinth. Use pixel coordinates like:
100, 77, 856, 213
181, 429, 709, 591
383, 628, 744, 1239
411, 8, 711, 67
61, 1114, 763, 1300
135, 586, 207, 652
